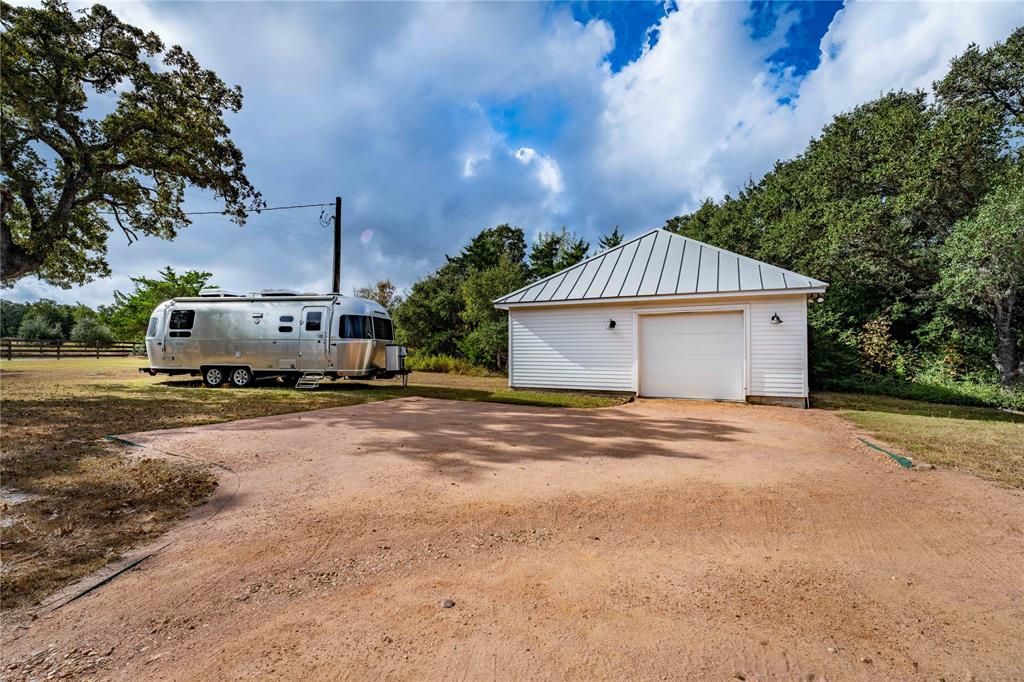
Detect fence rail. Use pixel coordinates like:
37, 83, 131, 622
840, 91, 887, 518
1, 338, 138, 360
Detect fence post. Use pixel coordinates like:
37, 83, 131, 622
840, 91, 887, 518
57, 340, 61, 360
96, 339, 100, 359
5, 339, 10, 361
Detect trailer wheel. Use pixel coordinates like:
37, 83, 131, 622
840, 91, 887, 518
203, 367, 225, 388
229, 367, 254, 388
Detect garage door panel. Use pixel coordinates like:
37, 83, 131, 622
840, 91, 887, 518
639, 332, 743, 357
647, 358, 744, 379
642, 375, 741, 400
639, 311, 744, 400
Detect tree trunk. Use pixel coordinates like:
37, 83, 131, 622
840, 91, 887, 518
0, 189, 44, 283
992, 294, 1022, 387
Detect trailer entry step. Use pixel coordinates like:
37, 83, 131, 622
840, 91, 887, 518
295, 372, 325, 389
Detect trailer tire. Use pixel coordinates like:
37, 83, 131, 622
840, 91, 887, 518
203, 367, 226, 388
229, 367, 254, 388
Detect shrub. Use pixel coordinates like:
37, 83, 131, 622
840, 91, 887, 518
405, 353, 501, 377
818, 374, 1024, 411
17, 313, 63, 340
70, 317, 116, 346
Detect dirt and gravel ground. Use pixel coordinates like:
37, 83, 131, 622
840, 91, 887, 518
3, 397, 1022, 680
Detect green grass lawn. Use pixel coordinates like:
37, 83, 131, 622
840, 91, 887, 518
814, 392, 1024, 489
0, 358, 622, 608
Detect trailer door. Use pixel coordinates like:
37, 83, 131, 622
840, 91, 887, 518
298, 306, 328, 370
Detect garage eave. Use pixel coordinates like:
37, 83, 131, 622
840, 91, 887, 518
496, 286, 826, 310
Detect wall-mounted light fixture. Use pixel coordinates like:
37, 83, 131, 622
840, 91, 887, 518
770, 313, 783, 325
607, 319, 617, 329
816, 296, 824, 303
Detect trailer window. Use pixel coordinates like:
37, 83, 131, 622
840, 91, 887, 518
169, 309, 195, 330
372, 316, 394, 341
147, 317, 158, 338
278, 326, 293, 333
305, 312, 322, 332
339, 315, 372, 339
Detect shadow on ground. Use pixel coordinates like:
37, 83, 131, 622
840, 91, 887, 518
205, 397, 751, 481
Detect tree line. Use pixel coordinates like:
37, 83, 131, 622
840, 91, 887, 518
389, 226, 619, 369
385, 30, 1022, 395
0, 267, 213, 344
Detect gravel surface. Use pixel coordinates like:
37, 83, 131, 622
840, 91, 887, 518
3, 397, 1022, 680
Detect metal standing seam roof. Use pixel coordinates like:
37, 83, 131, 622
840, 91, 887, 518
493, 228, 828, 305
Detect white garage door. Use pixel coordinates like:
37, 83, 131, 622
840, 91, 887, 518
638, 311, 745, 400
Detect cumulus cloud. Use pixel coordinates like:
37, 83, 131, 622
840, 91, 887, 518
7, 1, 1022, 308
513, 146, 565, 197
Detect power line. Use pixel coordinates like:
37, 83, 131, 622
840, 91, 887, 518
99, 195, 450, 257
195, 212, 449, 257
99, 202, 330, 217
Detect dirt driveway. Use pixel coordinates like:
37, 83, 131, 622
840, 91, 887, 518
4, 398, 1023, 680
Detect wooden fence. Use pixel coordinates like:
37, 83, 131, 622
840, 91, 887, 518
1, 338, 138, 360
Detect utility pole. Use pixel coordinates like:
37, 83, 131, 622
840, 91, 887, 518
332, 196, 342, 294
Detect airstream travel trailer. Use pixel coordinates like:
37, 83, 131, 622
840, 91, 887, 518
140, 289, 408, 388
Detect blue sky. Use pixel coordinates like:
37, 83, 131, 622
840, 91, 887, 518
8, 1, 1023, 306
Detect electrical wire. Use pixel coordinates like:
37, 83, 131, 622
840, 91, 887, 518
98, 202, 330, 217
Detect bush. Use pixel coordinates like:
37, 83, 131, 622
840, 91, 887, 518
456, 321, 508, 370
818, 374, 1024, 411
17, 313, 63, 340
405, 353, 501, 377
70, 317, 116, 346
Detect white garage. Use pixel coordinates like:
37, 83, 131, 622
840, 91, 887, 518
493, 229, 828, 407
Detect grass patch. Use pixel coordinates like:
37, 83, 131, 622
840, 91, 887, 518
0, 358, 619, 608
814, 391, 1024, 489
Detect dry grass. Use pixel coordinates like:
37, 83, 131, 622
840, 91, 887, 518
814, 391, 1024, 488
0, 358, 620, 608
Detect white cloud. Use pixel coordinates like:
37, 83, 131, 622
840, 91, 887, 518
513, 146, 565, 197
594, 1, 1023, 223
6, 1, 1022, 307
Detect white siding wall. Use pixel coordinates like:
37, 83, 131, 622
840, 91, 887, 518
510, 304, 636, 391
508, 295, 809, 398
747, 297, 807, 398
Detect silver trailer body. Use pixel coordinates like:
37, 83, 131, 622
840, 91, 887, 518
143, 293, 402, 381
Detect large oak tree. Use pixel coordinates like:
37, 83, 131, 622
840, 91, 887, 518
1, 1, 261, 287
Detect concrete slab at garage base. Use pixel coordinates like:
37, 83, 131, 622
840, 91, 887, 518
5, 398, 1022, 680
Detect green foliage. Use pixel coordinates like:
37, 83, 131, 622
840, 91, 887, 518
818, 374, 1024, 412
528, 227, 589, 279
0, 299, 23, 336
70, 316, 115, 346
0, 0, 261, 286
392, 263, 465, 356
665, 29, 1023, 397
935, 27, 1023, 134
17, 312, 62, 339
404, 353, 497, 377
457, 321, 509, 369
1, 297, 90, 337
353, 279, 403, 312
100, 267, 212, 340
446, 224, 526, 274
937, 169, 1024, 385
598, 226, 624, 250
396, 224, 577, 369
